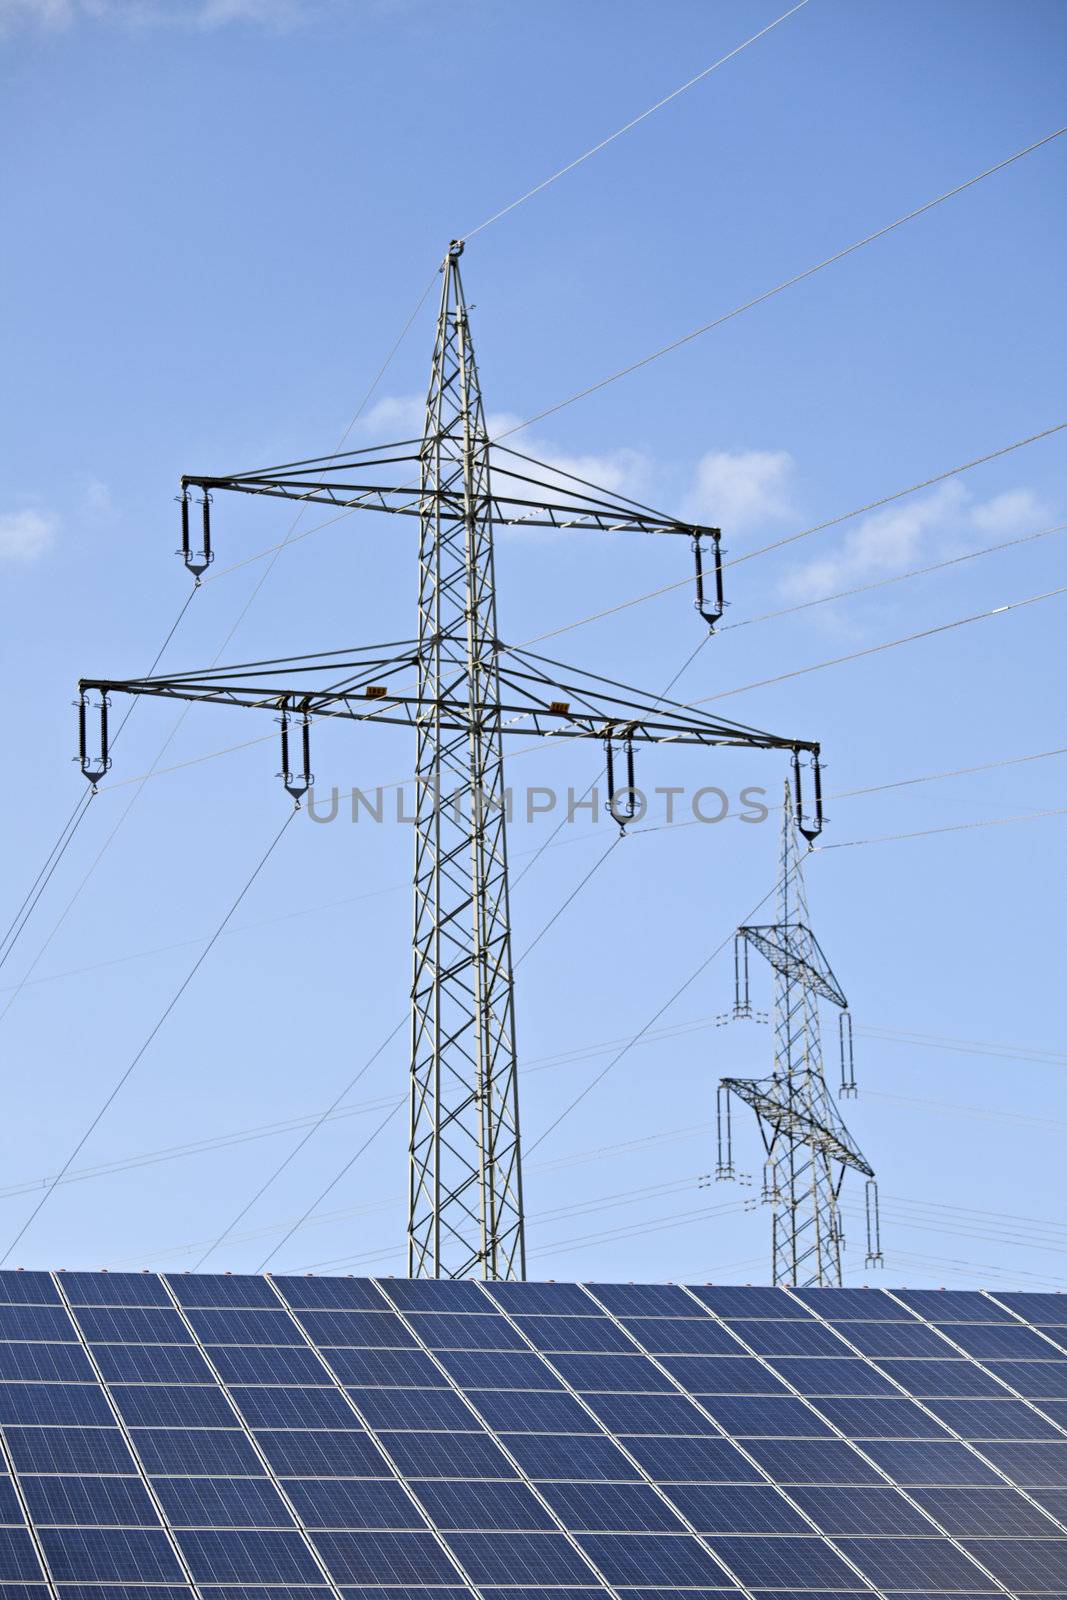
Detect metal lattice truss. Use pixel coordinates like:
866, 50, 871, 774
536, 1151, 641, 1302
78, 241, 827, 1282
717, 785, 881, 1287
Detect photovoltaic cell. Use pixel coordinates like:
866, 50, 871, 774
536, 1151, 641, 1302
0, 1271, 1061, 1593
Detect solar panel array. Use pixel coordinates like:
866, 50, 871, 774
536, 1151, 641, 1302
0, 1271, 1063, 1597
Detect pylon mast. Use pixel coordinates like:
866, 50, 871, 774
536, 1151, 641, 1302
717, 783, 881, 1286
409, 243, 523, 1279
78, 243, 830, 1281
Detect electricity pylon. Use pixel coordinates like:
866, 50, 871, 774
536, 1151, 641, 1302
716, 783, 882, 1286
78, 241, 827, 1280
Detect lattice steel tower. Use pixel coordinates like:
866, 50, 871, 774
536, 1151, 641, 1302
77, 241, 830, 1281
717, 784, 882, 1285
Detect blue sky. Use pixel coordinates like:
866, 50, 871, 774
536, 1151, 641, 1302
0, 0, 1064, 1290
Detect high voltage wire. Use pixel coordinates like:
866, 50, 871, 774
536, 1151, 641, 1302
461, 0, 811, 240
819, 807, 1067, 851
497, 129, 1067, 438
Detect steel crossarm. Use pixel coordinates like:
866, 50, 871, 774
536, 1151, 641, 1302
737, 923, 848, 1008
721, 1075, 875, 1178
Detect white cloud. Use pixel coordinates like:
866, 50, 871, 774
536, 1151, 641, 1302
681, 448, 795, 535
360, 394, 424, 436
780, 480, 1053, 602
0, 508, 57, 563
0, 0, 309, 30
84, 478, 112, 516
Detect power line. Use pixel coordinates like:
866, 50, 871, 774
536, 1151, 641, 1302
819, 806, 1067, 850
462, 0, 811, 241
498, 128, 1067, 438
0, 808, 297, 1267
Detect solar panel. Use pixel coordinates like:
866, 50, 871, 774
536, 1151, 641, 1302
0, 1271, 1061, 1595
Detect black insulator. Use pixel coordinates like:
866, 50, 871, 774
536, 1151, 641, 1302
605, 733, 637, 832
177, 485, 213, 580
793, 745, 825, 843
279, 702, 313, 805
692, 530, 724, 631
76, 690, 111, 788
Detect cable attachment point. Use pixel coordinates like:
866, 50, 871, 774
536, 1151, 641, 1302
76, 688, 111, 789
278, 699, 313, 807
604, 725, 637, 833
177, 484, 213, 581
792, 744, 824, 843
692, 528, 724, 632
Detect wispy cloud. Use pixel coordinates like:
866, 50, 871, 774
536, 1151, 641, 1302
780, 482, 1051, 602
0, 508, 58, 563
681, 448, 795, 535
0, 0, 311, 33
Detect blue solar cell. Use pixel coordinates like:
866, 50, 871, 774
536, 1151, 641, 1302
1038, 1397, 1067, 1428
0, 1482, 22, 1526
578, 1530, 731, 1584
328, 1591, 468, 1600
73, 1307, 192, 1345
409, 1479, 554, 1532
621, 1435, 761, 1484
165, 1276, 280, 1310
500, 1432, 639, 1482
325, 1347, 447, 1388
862, 1439, 1002, 1484
910, 1484, 1065, 1534
0, 1344, 94, 1382
469, 1388, 597, 1434
290, 1311, 416, 1349
988, 1360, 1067, 1398
980, 1441, 1067, 1485
550, 1353, 677, 1393
896, 1290, 1017, 1321
1032, 1487, 1067, 1521
701, 1396, 835, 1437
344, 1386, 477, 1432
0, 1585, 49, 1600
477, 1592, 605, 1600
311, 1529, 461, 1584
485, 1282, 600, 1316
940, 1322, 1058, 1359
0, 1384, 112, 1427
271, 1277, 385, 1313
230, 1386, 362, 1431
787, 1483, 935, 1534
175, 1529, 323, 1584
444, 1529, 595, 1586
768, 1356, 899, 1397
0, 1307, 75, 1342
836, 1534, 997, 1587
587, 1283, 704, 1318
0, 1531, 42, 1582
959, 1538, 1067, 1586
815, 1396, 954, 1439
664, 1483, 810, 1534
876, 1358, 1007, 1397
131, 1428, 266, 1477
253, 1430, 386, 1479
744, 1437, 885, 1484
926, 1397, 1065, 1440
39, 1527, 185, 1583
381, 1430, 518, 1480
20, 1475, 159, 1527
510, 1316, 633, 1354
995, 1292, 1067, 1324
705, 1533, 858, 1586
50, 1590, 190, 1600
839, 1319, 956, 1357
281, 1478, 424, 1531
687, 1286, 816, 1320
60, 1274, 171, 1308
379, 1279, 487, 1313
580, 1392, 718, 1436
434, 1349, 562, 1390
405, 1312, 527, 1352
729, 1320, 848, 1357
0, 1274, 61, 1307
184, 1310, 305, 1347
207, 1346, 327, 1386
171, 1590, 329, 1600
111, 1383, 236, 1428
616, 1318, 740, 1356
4, 1428, 135, 1475
152, 1477, 296, 1529
538, 1480, 687, 1533
91, 1342, 214, 1384
790, 1287, 918, 1320
660, 1355, 789, 1395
